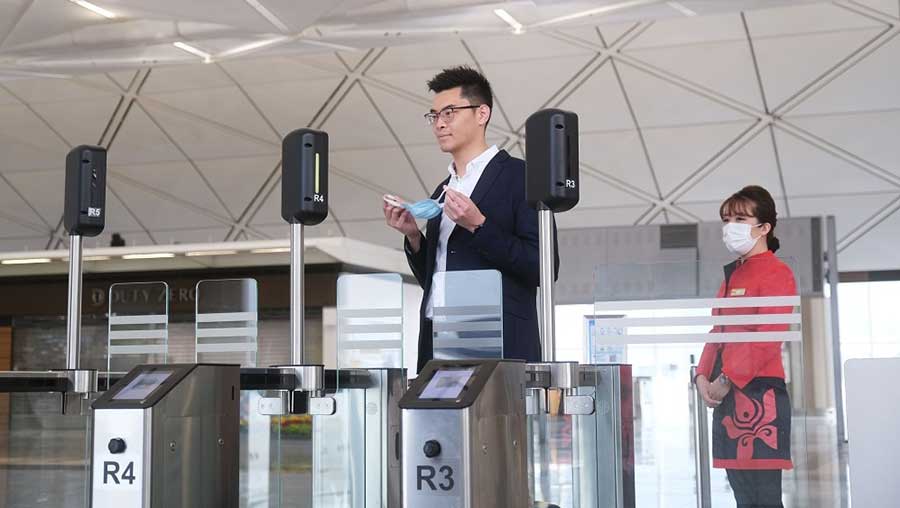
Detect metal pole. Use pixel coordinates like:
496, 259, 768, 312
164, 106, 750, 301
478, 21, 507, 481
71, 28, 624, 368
290, 222, 304, 365
65, 234, 83, 370
826, 216, 846, 442
691, 367, 712, 508
538, 208, 555, 362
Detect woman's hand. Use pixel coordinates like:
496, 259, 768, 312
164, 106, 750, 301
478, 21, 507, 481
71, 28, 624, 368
707, 375, 732, 402
696, 375, 723, 408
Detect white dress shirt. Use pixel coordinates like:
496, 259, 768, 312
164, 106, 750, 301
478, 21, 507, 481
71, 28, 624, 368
426, 144, 499, 318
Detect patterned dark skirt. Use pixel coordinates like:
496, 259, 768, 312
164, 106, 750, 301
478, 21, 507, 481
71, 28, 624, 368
711, 377, 793, 470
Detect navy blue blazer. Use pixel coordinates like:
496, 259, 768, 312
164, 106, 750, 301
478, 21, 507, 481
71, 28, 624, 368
404, 150, 559, 372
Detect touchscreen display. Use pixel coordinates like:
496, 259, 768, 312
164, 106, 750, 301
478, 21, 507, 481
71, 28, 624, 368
419, 368, 475, 400
113, 370, 174, 400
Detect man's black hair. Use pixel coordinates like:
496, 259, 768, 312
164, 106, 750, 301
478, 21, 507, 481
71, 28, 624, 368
427, 65, 493, 124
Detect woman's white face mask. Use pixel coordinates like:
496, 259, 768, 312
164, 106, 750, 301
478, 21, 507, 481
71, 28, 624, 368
722, 222, 764, 256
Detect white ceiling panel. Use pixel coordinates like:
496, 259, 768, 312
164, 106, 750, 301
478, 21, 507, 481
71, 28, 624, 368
140, 64, 235, 94
219, 55, 344, 85
839, 201, 900, 271
320, 82, 400, 150
329, 171, 395, 221
1, 75, 116, 104
789, 34, 900, 116
790, 192, 899, 239
625, 12, 745, 49
96, 189, 148, 235
0, 235, 50, 252
554, 205, 648, 229
196, 155, 280, 218
107, 104, 186, 165
615, 62, 750, 127
751, 28, 883, 111
788, 111, 900, 179
370, 39, 475, 74
579, 130, 657, 195
644, 121, 757, 196
110, 160, 231, 221
557, 62, 634, 133
623, 40, 763, 109
246, 183, 283, 226
677, 128, 785, 203
242, 77, 344, 136
598, 22, 640, 47
574, 173, 649, 208
464, 32, 593, 64
775, 128, 897, 196
0, 0, 898, 271
0, 129, 66, 173
480, 54, 596, 129
851, 0, 900, 18
1, 0, 99, 50
109, 178, 228, 230
139, 101, 277, 160
331, 146, 427, 200
4, 169, 64, 227
143, 86, 279, 143
0, 103, 71, 170
30, 97, 119, 147
362, 84, 439, 146
0, 86, 19, 106
105, 0, 281, 33
744, 2, 884, 38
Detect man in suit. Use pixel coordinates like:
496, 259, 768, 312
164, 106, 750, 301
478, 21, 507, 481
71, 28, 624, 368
383, 66, 558, 372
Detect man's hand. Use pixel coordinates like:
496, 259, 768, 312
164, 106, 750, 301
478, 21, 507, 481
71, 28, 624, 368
383, 201, 422, 252
696, 375, 723, 408
443, 186, 485, 233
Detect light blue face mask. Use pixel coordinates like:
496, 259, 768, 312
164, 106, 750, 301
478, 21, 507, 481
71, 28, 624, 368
403, 199, 443, 220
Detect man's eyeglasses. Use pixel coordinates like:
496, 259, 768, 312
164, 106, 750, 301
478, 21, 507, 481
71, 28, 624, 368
424, 105, 483, 126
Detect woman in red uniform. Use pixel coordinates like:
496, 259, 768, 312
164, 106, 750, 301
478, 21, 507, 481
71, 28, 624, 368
695, 185, 797, 508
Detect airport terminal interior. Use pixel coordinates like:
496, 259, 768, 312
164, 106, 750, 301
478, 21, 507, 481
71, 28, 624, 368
0, 0, 899, 507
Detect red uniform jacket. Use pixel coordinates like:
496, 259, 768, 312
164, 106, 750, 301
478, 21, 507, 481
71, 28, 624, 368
697, 250, 797, 389
698, 250, 797, 470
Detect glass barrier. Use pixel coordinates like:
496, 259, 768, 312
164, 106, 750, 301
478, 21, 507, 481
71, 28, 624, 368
107, 282, 169, 375
591, 256, 810, 508
336, 273, 403, 369
1, 394, 91, 508
195, 279, 282, 508
431, 269, 503, 360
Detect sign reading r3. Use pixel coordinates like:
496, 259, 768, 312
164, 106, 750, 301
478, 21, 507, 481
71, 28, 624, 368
103, 461, 136, 485
417, 465, 454, 492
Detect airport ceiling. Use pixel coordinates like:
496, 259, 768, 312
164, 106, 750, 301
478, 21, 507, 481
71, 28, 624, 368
0, 0, 897, 272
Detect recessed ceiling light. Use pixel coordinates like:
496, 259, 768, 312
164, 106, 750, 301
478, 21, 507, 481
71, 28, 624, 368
185, 250, 239, 257
173, 42, 213, 64
493, 9, 524, 34
68, 0, 116, 19
122, 253, 176, 260
667, 2, 697, 16
250, 247, 291, 254
1, 258, 52, 265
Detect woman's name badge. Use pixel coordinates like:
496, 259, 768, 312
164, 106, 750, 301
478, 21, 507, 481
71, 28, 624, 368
730, 288, 746, 296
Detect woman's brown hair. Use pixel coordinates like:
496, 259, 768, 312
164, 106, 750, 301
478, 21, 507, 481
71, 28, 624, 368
719, 185, 781, 253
